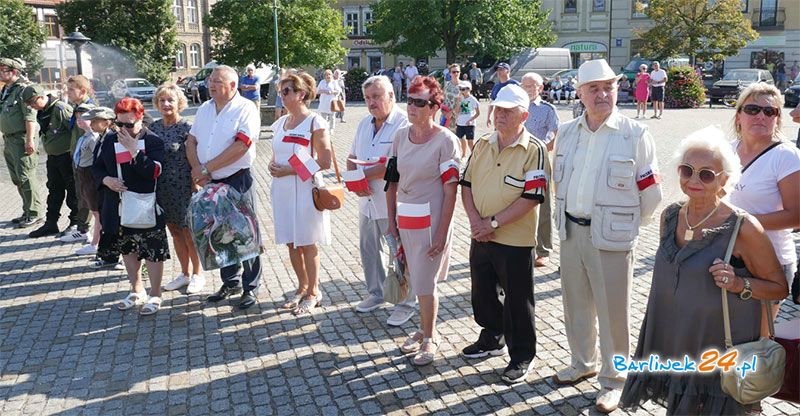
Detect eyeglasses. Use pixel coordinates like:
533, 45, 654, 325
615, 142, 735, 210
740, 104, 779, 117
407, 97, 434, 108
281, 87, 296, 96
459, 88, 470, 91
116, 121, 138, 129
678, 164, 723, 184
451, 71, 460, 74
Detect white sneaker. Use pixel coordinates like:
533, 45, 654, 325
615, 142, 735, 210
74, 244, 97, 256
186, 274, 206, 294
60, 229, 88, 243
163, 273, 190, 291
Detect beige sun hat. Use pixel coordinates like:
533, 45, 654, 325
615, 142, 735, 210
575, 59, 623, 88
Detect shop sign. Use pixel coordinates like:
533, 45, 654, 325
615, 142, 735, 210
564, 41, 607, 53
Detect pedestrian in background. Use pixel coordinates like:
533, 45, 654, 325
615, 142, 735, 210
239, 64, 262, 109
649, 61, 667, 119
151, 83, 205, 295
387, 76, 461, 366
633, 64, 650, 118
392, 66, 403, 102
469, 62, 483, 94
486, 63, 519, 127
334, 69, 346, 123
316, 69, 341, 132
62, 75, 95, 242
453, 80, 480, 155
403, 59, 419, 96
269, 72, 332, 315
442, 64, 462, 129
70, 103, 100, 256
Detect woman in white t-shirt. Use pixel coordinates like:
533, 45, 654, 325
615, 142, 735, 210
728, 83, 800, 330
316, 69, 341, 132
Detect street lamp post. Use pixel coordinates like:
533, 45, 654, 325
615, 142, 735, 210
64, 31, 91, 75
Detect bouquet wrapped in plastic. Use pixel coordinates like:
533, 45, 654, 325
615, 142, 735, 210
188, 182, 261, 270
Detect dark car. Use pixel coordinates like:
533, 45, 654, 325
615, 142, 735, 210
178, 76, 194, 98
784, 74, 800, 107
708, 69, 774, 103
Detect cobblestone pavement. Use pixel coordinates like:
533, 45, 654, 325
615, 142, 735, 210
1, 103, 798, 415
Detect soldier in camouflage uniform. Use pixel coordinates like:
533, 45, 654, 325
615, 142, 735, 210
0, 58, 43, 228
22, 84, 78, 238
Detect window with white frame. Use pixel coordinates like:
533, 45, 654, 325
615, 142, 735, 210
173, 0, 183, 23
176, 44, 185, 68
345, 12, 359, 36
187, 0, 198, 24
362, 10, 374, 35
189, 44, 200, 68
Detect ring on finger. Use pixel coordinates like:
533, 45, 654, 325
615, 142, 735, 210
722, 276, 729, 284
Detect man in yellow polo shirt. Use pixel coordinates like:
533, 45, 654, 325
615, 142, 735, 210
460, 84, 550, 385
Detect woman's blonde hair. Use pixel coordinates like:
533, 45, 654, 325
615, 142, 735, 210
673, 126, 741, 196
280, 72, 316, 104
733, 82, 785, 140
154, 82, 188, 113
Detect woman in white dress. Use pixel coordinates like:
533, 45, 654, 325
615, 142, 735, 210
316, 69, 341, 132
269, 72, 333, 315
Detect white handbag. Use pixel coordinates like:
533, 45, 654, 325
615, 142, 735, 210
117, 160, 160, 229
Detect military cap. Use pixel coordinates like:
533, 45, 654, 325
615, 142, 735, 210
21, 84, 45, 103
74, 103, 96, 113
80, 107, 116, 120
0, 58, 25, 71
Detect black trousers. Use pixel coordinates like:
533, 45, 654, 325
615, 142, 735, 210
470, 240, 537, 362
45, 153, 79, 225
213, 169, 262, 291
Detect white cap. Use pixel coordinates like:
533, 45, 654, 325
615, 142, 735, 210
490, 84, 529, 109
575, 59, 622, 88
458, 80, 472, 89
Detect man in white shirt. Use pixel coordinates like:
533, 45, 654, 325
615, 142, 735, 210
551, 60, 662, 413
347, 75, 416, 326
649, 61, 668, 119
185, 65, 263, 309
403, 60, 419, 95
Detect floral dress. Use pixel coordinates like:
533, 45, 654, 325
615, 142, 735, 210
151, 119, 193, 227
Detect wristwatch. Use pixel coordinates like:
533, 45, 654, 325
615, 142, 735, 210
739, 278, 752, 300
200, 165, 210, 177
490, 216, 499, 229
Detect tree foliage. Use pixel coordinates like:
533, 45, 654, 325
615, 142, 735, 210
635, 0, 758, 64
370, 0, 555, 65
0, 0, 47, 76
56, 0, 178, 84
206, 0, 347, 68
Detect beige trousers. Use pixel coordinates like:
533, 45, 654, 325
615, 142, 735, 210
559, 220, 633, 390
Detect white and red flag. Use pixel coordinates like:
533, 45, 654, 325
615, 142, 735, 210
288, 148, 320, 182
439, 159, 459, 183
524, 169, 547, 192
114, 141, 146, 164
342, 169, 370, 192
348, 156, 387, 167
397, 202, 431, 230
282, 131, 311, 147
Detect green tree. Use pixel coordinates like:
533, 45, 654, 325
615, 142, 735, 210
206, 0, 347, 68
634, 0, 758, 64
0, 0, 47, 76
56, 0, 178, 83
370, 0, 555, 65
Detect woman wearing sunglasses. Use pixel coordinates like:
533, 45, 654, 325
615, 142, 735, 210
441, 64, 462, 129
728, 83, 800, 331
620, 126, 787, 415
386, 76, 461, 366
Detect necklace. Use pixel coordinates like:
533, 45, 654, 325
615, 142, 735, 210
683, 203, 721, 240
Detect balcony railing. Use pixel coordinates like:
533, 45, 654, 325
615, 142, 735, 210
751, 8, 785, 29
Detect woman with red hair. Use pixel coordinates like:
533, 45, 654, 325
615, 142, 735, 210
92, 97, 169, 315
386, 76, 461, 365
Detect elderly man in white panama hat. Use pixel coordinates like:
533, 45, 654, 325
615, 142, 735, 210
550, 59, 663, 413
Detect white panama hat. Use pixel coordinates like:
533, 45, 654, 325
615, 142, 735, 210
575, 59, 623, 88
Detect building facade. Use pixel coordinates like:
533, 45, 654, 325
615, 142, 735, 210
25, 0, 79, 90
170, 0, 216, 80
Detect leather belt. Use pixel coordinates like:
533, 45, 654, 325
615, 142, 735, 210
566, 212, 591, 226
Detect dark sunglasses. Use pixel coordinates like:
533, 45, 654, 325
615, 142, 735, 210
740, 104, 779, 117
116, 121, 138, 129
450, 71, 460, 74
407, 97, 434, 108
459, 87, 470, 91
678, 164, 723, 184
281, 87, 296, 96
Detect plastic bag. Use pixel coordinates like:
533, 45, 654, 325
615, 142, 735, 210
384, 233, 410, 304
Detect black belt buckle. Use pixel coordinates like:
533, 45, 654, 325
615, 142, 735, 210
566, 212, 591, 226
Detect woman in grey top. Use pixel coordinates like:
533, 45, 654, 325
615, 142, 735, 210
620, 127, 787, 415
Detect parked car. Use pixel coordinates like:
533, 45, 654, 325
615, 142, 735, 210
784, 73, 800, 107
707, 69, 774, 104
482, 48, 572, 99
177, 76, 194, 98
110, 78, 156, 102
91, 79, 112, 106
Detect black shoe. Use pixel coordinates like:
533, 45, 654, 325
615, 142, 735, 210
501, 359, 534, 384
462, 340, 506, 359
207, 285, 242, 302
239, 291, 257, 309
20, 217, 47, 231
26, 218, 58, 238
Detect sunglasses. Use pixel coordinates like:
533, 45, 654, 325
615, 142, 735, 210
407, 97, 434, 108
459, 87, 470, 91
281, 87, 296, 96
678, 164, 723, 184
116, 121, 138, 129
451, 71, 460, 74
740, 104, 779, 117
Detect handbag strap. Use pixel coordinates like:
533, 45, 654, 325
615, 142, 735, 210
740, 141, 782, 173
115, 139, 158, 193
721, 213, 774, 349
309, 115, 341, 184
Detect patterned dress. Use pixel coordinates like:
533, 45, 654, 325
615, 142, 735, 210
151, 119, 193, 227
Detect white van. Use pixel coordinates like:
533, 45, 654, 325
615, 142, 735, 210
484, 47, 572, 83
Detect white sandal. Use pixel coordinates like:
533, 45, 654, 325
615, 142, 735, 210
400, 331, 424, 354
413, 337, 439, 366
139, 296, 162, 315
116, 291, 147, 310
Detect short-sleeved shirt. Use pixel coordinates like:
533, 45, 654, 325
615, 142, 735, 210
349, 106, 409, 219
461, 130, 550, 247
0, 80, 37, 136
239, 75, 261, 101
189, 93, 260, 180
490, 79, 521, 100
524, 97, 559, 143
456, 95, 479, 126
650, 69, 668, 87
729, 140, 800, 265
404, 66, 419, 82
